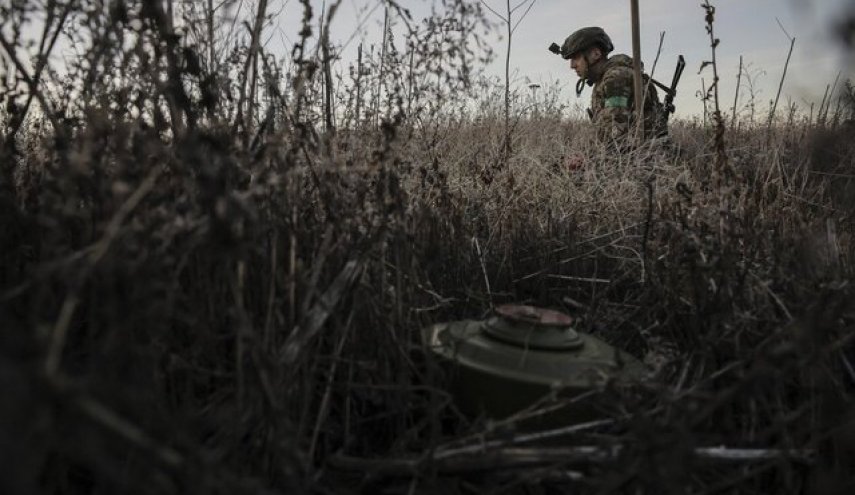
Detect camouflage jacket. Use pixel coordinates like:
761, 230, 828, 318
587, 54, 667, 146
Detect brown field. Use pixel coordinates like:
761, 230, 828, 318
1, 1, 854, 494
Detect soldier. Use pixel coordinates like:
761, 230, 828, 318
557, 27, 667, 150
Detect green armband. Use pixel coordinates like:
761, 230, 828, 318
604, 96, 629, 108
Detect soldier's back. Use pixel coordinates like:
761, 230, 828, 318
591, 55, 667, 143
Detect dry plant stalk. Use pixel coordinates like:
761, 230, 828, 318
0, 1, 853, 494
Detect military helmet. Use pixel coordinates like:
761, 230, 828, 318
560, 27, 614, 59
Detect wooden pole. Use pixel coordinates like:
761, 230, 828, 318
355, 43, 363, 126
731, 55, 743, 129
630, 0, 644, 137
376, 6, 389, 128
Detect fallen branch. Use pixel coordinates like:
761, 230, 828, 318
280, 259, 363, 365
330, 444, 815, 479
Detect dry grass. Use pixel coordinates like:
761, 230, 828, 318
1, 1, 854, 494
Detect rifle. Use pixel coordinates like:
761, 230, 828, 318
649, 55, 686, 117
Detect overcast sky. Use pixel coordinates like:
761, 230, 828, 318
270, 0, 855, 119
10, 0, 854, 120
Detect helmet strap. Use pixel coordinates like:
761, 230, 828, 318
583, 50, 596, 85
576, 50, 594, 96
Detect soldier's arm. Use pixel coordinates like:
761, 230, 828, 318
594, 67, 634, 147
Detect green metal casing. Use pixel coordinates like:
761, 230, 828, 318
422, 310, 647, 424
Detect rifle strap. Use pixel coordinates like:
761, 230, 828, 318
649, 78, 671, 95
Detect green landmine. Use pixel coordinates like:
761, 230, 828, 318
422, 304, 648, 426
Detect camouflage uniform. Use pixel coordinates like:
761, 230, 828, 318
554, 27, 668, 149
587, 54, 667, 146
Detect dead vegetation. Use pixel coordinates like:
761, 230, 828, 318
1, 1, 854, 494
